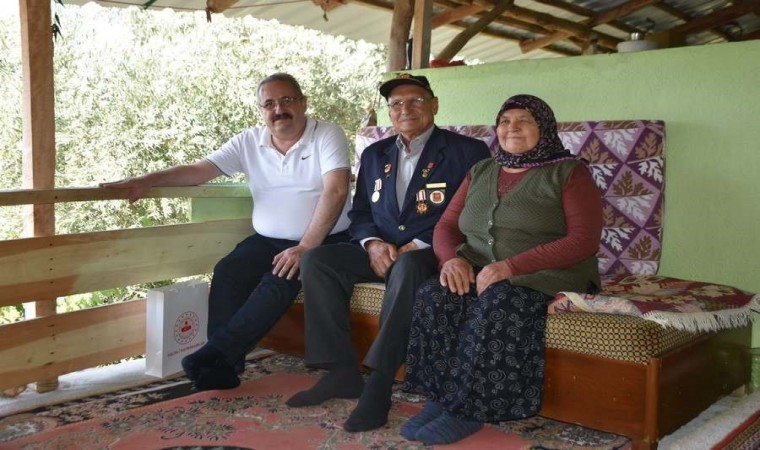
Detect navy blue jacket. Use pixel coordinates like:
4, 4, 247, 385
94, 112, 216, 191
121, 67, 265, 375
349, 126, 491, 247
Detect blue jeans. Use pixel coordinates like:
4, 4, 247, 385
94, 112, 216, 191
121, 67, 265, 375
206, 231, 349, 364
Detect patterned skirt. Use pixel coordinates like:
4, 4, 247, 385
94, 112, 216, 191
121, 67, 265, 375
404, 277, 551, 422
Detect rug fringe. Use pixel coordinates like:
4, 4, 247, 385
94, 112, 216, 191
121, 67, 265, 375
644, 294, 760, 332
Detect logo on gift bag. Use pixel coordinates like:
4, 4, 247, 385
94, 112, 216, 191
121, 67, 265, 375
174, 311, 200, 345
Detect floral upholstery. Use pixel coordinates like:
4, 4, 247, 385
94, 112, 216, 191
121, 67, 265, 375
356, 120, 665, 277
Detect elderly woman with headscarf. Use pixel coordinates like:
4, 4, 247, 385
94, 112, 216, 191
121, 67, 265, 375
400, 94, 604, 445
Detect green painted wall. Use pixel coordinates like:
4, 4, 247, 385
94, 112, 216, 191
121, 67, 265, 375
380, 41, 760, 299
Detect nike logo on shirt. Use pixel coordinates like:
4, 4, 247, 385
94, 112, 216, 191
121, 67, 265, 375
301, 155, 312, 160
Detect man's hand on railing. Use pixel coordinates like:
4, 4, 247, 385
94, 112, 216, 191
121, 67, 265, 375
99, 177, 153, 204
99, 162, 223, 204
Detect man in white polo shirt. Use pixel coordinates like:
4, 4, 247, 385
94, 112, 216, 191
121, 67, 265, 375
101, 73, 352, 390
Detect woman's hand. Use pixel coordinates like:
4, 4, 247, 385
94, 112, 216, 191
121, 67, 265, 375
476, 261, 513, 295
440, 257, 475, 295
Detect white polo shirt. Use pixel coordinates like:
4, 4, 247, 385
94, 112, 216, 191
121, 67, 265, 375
206, 117, 352, 241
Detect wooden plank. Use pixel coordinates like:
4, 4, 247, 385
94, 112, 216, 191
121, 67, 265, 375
656, 332, 750, 435
0, 185, 251, 207
0, 219, 252, 307
540, 348, 648, 438
0, 300, 146, 390
190, 197, 252, 222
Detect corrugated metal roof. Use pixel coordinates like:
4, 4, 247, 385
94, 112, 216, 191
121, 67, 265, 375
65, 0, 760, 63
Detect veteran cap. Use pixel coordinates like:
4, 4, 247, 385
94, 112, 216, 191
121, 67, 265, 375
379, 74, 435, 100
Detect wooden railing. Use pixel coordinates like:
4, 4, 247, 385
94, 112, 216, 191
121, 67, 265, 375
0, 186, 252, 391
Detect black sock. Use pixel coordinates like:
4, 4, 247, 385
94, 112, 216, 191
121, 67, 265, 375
343, 370, 394, 432
286, 366, 364, 407
181, 344, 225, 381
193, 363, 241, 391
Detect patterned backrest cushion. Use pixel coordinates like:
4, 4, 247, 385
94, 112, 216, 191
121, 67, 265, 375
355, 121, 666, 277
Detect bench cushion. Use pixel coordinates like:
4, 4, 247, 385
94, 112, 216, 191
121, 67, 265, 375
294, 283, 697, 364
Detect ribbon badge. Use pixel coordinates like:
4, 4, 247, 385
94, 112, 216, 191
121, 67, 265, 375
371, 178, 382, 203
416, 189, 428, 214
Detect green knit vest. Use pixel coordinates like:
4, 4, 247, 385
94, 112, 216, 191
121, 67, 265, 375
456, 159, 600, 296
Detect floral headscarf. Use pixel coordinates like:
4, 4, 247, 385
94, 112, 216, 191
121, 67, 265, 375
493, 94, 575, 168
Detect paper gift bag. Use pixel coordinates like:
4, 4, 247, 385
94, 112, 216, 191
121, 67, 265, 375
145, 280, 209, 377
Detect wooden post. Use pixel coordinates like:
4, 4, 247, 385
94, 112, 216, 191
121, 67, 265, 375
19, 0, 59, 393
411, 0, 432, 69
387, 0, 414, 71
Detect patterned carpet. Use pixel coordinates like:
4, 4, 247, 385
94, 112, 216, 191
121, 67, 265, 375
1, 353, 634, 449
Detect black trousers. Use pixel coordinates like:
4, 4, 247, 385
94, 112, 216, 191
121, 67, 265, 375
300, 242, 437, 376
206, 232, 349, 365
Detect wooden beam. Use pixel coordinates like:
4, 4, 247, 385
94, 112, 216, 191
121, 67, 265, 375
671, 0, 760, 35
520, 0, 659, 54
435, 0, 557, 34
387, 0, 414, 71
443, 18, 578, 56
311, 0, 347, 12
19, 0, 60, 393
19, 1, 56, 223
531, 0, 592, 18
0, 185, 252, 207
505, 3, 621, 52
741, 28, 760, 40
594, 0, 660, 25
411, 0, 433, 69
0, 219, 251, 308
358, 0, 577, 58
531, 0, 637, 33
432, 3, 487, 28
437, 0, 514, 62
653, 2, 732, 41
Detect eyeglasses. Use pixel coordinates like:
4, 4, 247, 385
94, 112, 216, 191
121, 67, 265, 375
387, 97, 429, 110
258, 96, 302, 111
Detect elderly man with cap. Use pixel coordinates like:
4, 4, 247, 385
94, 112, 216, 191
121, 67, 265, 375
286, 74, 491, 432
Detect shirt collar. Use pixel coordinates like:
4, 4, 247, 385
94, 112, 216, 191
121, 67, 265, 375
395, 125, 434, 156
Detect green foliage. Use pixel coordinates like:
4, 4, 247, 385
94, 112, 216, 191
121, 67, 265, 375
1, 4, 384, 236
0, 5, 385, 313
0, 305, 25, 324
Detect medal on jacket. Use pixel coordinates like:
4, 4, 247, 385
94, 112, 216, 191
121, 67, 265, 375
416, 189, 428, 214
421, 162, 434, 178
426, 182, 446, 205
371, 178, 382, 203
384, 163, 392, 178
